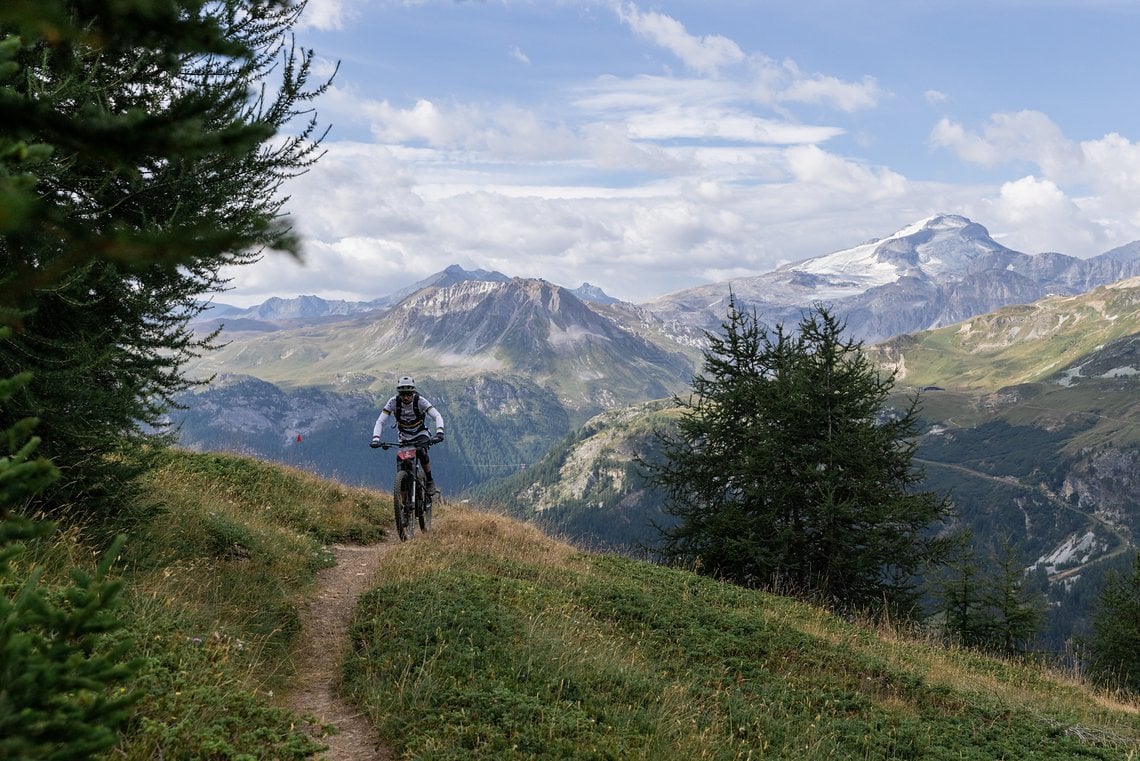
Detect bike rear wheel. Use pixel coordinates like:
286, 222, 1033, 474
393, 470, 415, 541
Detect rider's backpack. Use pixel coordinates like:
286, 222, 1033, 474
394, 391, 426, 434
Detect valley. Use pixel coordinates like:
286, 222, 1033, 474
171, 213, 1140, 651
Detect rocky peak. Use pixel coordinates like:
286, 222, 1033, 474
573, 282, 619, 304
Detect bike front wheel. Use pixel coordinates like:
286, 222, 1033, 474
393, 470, 415, 541
417, 492, 432, 533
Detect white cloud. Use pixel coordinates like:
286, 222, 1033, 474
929, 111, 1140, 249
986, 176, 1102, 255
571, 74, 739, 114
615, 2, 745, 76
930, 110, 1074, 173
995, 176, 1073, 222
364, 99, 473, 147
745, 56, 883, 112
625, 107, 841, 145
1078, 132, 1140, 196
784, 145, 909, 199
778, 70, 881, 112
218, 2, 1140, 308
299, 0, 357, 31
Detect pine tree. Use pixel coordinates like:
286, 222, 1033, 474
0, 0, 331, 512
1084, 552, 1140, 693
0, 526, 137, 759
936, 541, 991, 648
935, 538, 1044, 653
1, 1, 329, 754
1, 342, 138, 759
982, 539, 1045, 655
646, 299, 956, 613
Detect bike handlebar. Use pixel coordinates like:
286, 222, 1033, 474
371, 436, 442, 450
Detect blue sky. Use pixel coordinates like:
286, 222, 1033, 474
220, 0, 1140, 306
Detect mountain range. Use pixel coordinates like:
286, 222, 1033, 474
645, 214, 1140, 342
471, 277, 1140, 649
196, 265, 613, 327
186, 214, 1140, 394
196, 214, 1140, 350
177, 213, 1140, 489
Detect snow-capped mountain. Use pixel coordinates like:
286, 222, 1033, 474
792, 215, 1010, 295
643, 214, 1140, 343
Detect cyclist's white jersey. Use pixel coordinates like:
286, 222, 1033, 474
372, 394, 444, 443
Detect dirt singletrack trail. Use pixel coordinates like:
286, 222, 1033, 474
284, 541, 397, 760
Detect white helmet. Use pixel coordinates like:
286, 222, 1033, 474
396, 376, 416, 393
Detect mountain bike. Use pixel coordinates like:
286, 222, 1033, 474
374, 433, 440, 541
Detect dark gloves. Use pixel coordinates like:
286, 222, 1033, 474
370, 436, 381, 448
433, 431, 445, 443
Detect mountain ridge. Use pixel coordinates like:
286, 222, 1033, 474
199, 213, 1140, 348
186, 275, 698, 413
869, 275, 1140, 390
473, 277, 1140, 649
643, 213, 1140, 342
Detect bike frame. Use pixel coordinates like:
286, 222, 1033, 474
395, 444, 427, 504
376, 435, 438, 541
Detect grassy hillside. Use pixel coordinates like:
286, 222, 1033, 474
870, 278, 1140, 390
11, 450, 391, 759
350, 505, 1140, 759
16, 451, 1140, 758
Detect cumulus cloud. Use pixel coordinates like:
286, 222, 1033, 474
930, 111, 1073, 171
364, 99, 473, 147
930, 111, 1140, 249
986, 176, 1102, 255
1078, 132, 1140, 196
784, 145, 909, 199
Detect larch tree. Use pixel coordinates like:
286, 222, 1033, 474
645, 298, 957, 614
0, 0, 332, 513
933, 537, 1044, 654
1, 2, 331, 755
1084, 552, 1140, 693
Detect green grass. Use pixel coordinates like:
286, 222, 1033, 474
109, 451, 395, 758
12, 449, 392, 759
346, 506, 1140, 760
14, 450, 1140, 758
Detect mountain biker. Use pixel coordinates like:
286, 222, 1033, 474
370, 376, 445, 494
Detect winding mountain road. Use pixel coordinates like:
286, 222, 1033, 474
916, 457, 1134, 582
